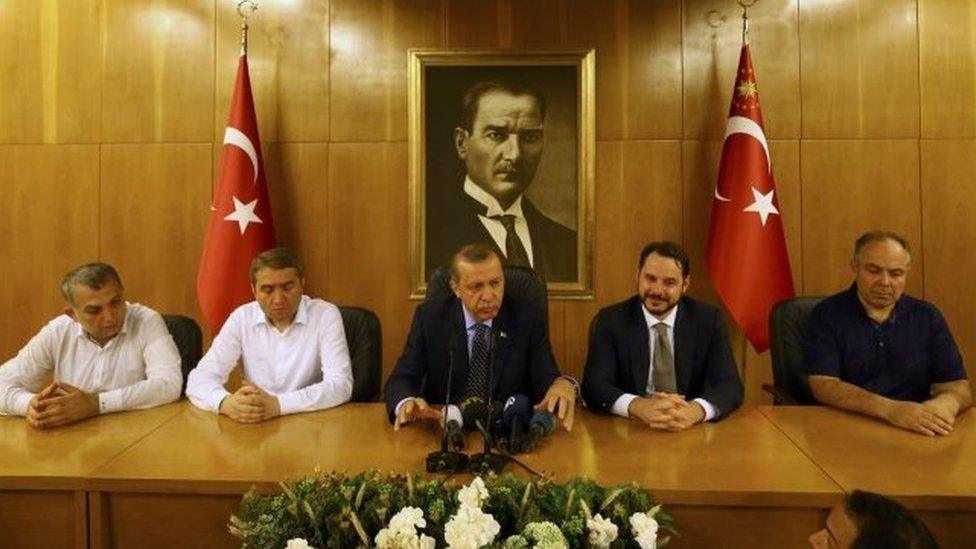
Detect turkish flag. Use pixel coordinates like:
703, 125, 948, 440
706, 42, 795, 352
197, 53, 276, 334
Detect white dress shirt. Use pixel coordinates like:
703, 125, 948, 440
611, 303, 718, 421
464, 176, 535, 267
186, 296, 353, 415
0, 303, 182, 416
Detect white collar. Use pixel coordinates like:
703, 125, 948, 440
641, 300, 678, 330
461, 301, 494, 331
464, 176, 525, 219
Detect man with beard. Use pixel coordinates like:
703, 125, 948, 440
582, 241, 743, 430
805, 231, 971, 436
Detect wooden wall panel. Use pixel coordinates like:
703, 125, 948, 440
0, 0, 101, 144
920, 140, 976, 380
102, 0, 214, 143
919, 0, 976, 138
509, 0, 564, 48
99, 144, 211, 320
214, 0, 330, 143
800, 140, 923, 296
262, 143, 331, 298
683, 0, 800, 139
329, 0, 442, 142
326, 143, 413, 382
445, 0, 503, 47
799, 0, 919, 138
567, 0, 683, 139
0, 146, 100, 361
561, 141, 683, 378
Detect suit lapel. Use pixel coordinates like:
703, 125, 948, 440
449, 299, 471, 398
630, 298, 651, 396
673, 300, 692, 393
489, 299, 514, 399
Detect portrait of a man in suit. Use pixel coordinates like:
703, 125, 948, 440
425, 78, 578, 284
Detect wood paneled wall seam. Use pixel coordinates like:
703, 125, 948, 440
2, 0, 975, 405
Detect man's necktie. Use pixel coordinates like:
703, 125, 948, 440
652, 322, 677, 393
467, 323, 492, 401
491, 214, 531, 267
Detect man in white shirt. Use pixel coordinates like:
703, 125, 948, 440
186, 248, 353, 422
0, 262, 182, 428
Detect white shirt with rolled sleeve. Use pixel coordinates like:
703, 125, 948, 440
0, 303, 183, 416
186, 296, 353, 415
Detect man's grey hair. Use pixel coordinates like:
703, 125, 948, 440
60, 263, 123, 304
853, 230, 912, 262
449, 243, 500, 283
250, 247, 305, 283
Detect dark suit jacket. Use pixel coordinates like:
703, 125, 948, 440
426, 189, 577, 283
582, 296, 743, 419
384, 294, 561, 421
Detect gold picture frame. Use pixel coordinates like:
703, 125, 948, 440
408, 48, 595, 299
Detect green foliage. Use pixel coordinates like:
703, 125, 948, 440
231, 471, 676, 548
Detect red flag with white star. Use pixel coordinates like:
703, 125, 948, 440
706, 40, 795, 352
197, 52, 276, 334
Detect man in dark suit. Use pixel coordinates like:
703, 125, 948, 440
425, 79, 577, 283
582, 241, 743, 430
387, 244, 577, 430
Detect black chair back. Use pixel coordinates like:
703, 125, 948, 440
162, 314, 203, 396
768, 296, 824, 405
339, 306, 382, 402
425, 265, 549, 328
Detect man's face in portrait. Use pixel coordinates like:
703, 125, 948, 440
454, 90, 545, 209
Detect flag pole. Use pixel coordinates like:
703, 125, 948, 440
738, 0, 757, 45
236, 0, 258, 56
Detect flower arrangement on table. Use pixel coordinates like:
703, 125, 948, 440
230, 471, 677, 548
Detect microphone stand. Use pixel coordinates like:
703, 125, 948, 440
426, 330, 468, 473
469, 328, 509, 475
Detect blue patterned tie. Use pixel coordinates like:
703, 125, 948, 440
467, 323, 492, 401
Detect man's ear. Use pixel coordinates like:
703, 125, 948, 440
454, 127, 468, 160
64, 306, 76, 320
449, 278, 461, 298
682, 275, 691, 294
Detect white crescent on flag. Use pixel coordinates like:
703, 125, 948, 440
223, 126, 259, 185
714, 115, 772, 202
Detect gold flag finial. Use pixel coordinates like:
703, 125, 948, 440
236, 0, 258, 56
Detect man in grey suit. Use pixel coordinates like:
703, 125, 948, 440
426, 79, 577, 283
582, 241, 743, 431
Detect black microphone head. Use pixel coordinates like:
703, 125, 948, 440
502, 394, 533, 429
460, 397, 488, 429
529, 410, 556, 437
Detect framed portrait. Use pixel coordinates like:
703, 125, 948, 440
408, 48, 595, 299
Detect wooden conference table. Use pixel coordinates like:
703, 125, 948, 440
0, 403, 972, 548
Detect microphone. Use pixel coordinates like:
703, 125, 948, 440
426, 330, 468, 473
500, 394, 533, 454
443, 404, 464, 451
502, 394, 533, 429
529, 410, 556, 438
469, 329, 509, 475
